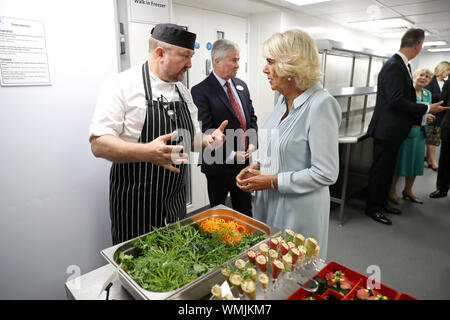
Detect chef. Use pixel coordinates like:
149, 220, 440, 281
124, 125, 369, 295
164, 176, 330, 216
89, 23, 227, 244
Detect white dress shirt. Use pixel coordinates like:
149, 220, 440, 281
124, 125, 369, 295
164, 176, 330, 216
396, 52, 430, 125
89, 62, 201, 142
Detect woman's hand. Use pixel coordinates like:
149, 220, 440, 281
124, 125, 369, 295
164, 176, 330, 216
237, 165, 275, 192
236, 162, 259, 188
426, 113, 436, 124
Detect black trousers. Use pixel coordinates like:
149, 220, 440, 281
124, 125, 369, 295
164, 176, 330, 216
366, 138, 402, 214
437, 140, 450, 193
206, 172, 252, 217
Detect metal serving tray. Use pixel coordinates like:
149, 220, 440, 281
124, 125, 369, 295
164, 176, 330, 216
101, 205, 280, 300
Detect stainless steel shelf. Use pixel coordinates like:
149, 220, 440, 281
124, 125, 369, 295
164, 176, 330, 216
327, 86, 377, 98
316, 39, 390, 59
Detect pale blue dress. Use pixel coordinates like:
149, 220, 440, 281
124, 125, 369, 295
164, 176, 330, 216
253, 82, 342, 260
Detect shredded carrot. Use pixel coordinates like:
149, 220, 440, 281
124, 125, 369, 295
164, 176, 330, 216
199, 217, 249, 245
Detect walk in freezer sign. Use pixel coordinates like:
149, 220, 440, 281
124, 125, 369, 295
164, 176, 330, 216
129, 0, 172, 24
0, 16, 51, 86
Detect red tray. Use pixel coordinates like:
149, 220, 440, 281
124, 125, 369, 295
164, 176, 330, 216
353, 282, 399, 300
287, 287, 325, 300
287, 261, 412, 301
395, 293, 418, 300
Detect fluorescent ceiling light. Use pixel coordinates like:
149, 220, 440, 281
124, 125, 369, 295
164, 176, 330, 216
285, 0, 332, 6
423, 41, 447, 47
428, 47, 450, 52
349, 18, 411, 30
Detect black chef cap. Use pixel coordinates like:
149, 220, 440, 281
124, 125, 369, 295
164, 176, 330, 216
151, 23, 196, 50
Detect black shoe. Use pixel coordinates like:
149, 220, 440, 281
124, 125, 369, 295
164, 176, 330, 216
366, 212, 392, 225
383, 204, 402, 215
429, 189, 448, 199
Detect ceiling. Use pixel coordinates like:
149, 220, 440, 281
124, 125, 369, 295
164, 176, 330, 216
174, 0, 450, 51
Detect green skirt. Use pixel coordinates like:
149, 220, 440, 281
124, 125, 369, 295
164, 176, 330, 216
394, 127, 426, 177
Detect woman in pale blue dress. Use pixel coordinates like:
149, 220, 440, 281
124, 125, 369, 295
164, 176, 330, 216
236, 29, 341, 260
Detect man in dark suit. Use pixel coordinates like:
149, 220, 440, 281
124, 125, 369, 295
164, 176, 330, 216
430, 78, 450, 198
191, 39, 258, 216
366, 28, 448, 225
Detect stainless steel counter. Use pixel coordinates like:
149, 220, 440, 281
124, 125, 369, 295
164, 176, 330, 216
334, 112, 373, 225
65, 264, 133, 300
65, 261, 326, 300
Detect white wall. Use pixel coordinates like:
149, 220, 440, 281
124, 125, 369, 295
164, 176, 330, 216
411, 52, 450, 76
248, 9, 386, 127
0, 0, 119, 299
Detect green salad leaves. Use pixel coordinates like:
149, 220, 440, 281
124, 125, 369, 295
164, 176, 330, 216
117, 221, 267, 292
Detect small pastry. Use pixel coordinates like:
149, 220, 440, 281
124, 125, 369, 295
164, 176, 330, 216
271, 259, 284, 280
259, 243, 269, 255
211, 284, 222, 300
258, 273, 269, 291
269, 237, 279, 250
255, 254, 267, 272
294, 233, 305, 247
246, 249, 257, 265
235, 258, 246, 270
268, 249, 278, 261
304, 238, 318, 260
241, 279, 257, 300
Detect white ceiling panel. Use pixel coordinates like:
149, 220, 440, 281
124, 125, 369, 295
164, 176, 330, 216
327, 7, 398, 22
407, 11, 450, 23
376, 0, 435, 6
291, 0, 379, 16
393, 0, 450, 16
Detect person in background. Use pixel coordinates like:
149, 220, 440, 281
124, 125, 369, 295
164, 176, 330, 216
191, 39, 258, 217
89, 23, 227, 244
424, 61, 450, 171
388, 68, 435, 204
236, 29, 341, 260
430, 78, 450, 199
365, 28, 448, 226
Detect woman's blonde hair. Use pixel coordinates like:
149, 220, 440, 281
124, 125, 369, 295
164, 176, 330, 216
263, 29, 321, 91
433, 61, 450, 78
413, 68, 433, 86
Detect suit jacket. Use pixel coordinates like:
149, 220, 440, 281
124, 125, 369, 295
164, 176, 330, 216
440, 79, 450, 142
191, 73, 258, 175
425, 76, 444, 126
368, 53, 428, 143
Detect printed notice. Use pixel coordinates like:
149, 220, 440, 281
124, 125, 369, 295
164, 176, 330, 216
129, 0, 171, 24
0, 16, 51, 86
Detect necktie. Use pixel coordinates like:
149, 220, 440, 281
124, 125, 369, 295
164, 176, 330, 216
225, 81, 247, 149
407, 63, 412, 78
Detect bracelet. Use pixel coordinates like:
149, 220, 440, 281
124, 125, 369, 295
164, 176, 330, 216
270, 175, 275, 189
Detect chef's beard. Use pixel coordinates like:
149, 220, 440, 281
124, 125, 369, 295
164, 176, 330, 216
164, 67, 188, 82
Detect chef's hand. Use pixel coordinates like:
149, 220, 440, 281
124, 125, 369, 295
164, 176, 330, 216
147, 131, 188, 173
204, 120, 228, 150
426, 113, 436, 124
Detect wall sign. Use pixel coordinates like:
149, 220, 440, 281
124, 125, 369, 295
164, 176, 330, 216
0, 16, 51, 86
129, 0, 172, 24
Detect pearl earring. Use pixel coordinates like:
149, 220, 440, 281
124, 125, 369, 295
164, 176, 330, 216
287, 77, 292, 81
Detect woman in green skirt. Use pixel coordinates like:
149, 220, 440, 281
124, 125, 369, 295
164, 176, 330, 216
389, 68, 435, 204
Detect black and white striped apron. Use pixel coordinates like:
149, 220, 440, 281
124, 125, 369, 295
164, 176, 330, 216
109, 62, 195, 245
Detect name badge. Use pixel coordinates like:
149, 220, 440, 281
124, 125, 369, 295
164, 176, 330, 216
236, 85, 244, 91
